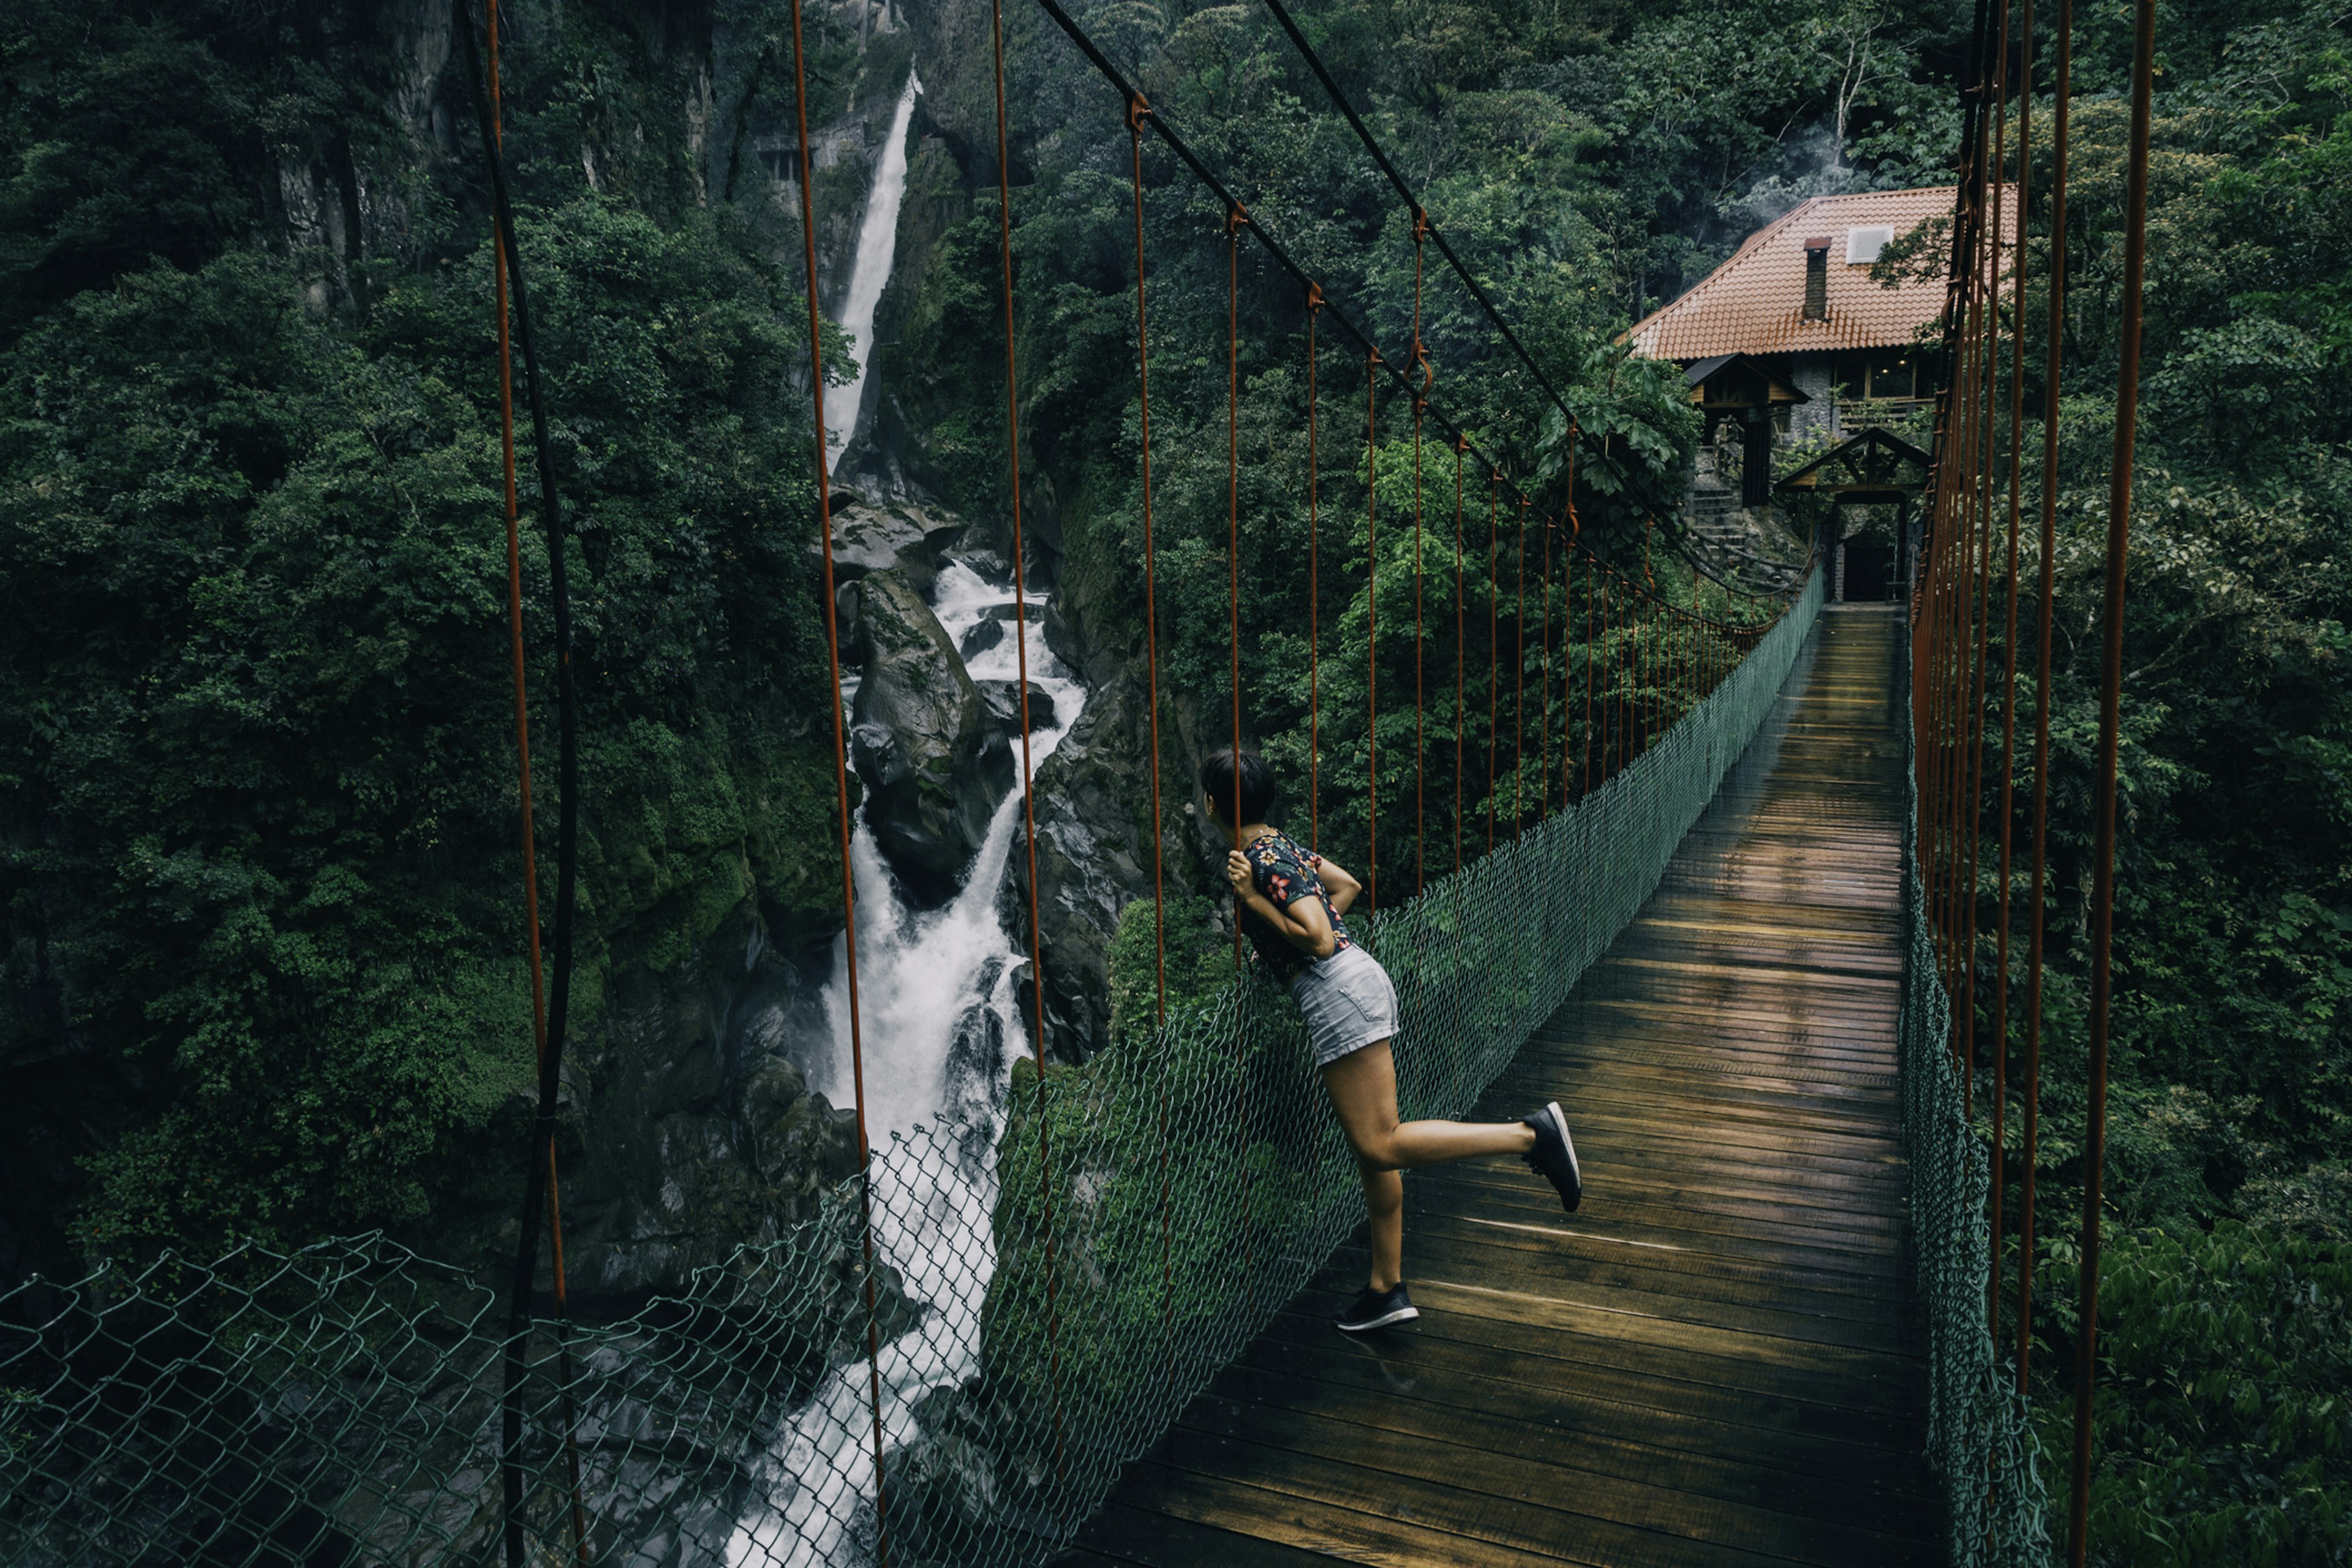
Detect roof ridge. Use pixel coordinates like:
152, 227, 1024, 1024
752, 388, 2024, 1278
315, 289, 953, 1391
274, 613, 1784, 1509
1627, 197, 1819, 345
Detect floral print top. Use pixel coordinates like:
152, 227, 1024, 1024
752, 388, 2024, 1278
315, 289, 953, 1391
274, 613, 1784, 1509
1239, 829, 1354, 984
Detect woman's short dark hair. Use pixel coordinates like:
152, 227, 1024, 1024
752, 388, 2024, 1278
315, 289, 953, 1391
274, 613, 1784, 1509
1200, 747, 1276, 824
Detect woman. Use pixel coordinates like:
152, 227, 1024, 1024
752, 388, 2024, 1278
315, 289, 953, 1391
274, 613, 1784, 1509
1201, 747, 1582, 1333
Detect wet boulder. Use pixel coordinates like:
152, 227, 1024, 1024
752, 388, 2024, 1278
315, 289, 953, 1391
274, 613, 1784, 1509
974, 680, 1056, 733
851, 570, 1014, 903
949, 548, 1011, 580
957, 616, 1005, 660
824, 499, 965, 595
834, 581, 864, 659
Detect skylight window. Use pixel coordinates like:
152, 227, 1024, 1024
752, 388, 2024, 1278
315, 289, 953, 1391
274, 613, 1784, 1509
1847, 227, 1894, 265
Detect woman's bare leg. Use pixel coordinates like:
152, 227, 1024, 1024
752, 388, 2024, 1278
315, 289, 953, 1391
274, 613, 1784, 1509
1321, 1042, 1537, 1289
1359, 1164, 1404, 1292
1321, 1042, 1537, 1168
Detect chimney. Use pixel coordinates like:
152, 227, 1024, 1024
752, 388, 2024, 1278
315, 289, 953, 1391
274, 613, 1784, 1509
1803, 236, 1831, 320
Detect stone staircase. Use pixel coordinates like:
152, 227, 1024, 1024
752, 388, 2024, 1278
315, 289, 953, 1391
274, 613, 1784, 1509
1682, 446, 1811, 595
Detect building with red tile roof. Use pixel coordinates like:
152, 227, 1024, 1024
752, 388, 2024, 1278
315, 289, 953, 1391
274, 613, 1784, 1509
1627, 187, 1959, 363
1630, 188, 1987, 600
1627, 187, 2008, 458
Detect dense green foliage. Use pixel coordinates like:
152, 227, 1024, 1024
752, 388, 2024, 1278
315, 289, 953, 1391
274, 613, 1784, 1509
2038, 1224, 2352, 1561
1936, 20, 2352, 1558
0, 1, 852, 1264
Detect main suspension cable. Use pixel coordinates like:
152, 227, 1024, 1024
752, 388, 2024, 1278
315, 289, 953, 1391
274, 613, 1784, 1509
472, 2, 588, 1556
1256, 0, 1577, 430
1031, 0, 1541, 523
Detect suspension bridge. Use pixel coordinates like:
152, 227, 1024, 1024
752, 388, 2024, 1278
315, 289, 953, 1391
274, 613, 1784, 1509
0, 0, 2164, 1552
1065, 606, 1944, 1568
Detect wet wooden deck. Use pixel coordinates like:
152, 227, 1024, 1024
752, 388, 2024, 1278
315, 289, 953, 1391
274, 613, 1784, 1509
1061, 606, 1940, 1568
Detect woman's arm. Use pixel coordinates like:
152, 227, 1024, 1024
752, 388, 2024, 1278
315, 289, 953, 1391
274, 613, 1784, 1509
1312, 853, 1362, 915
1224, 851, 1338, 958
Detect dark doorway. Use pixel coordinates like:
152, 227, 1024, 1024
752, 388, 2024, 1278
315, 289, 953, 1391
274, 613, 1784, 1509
1742, 416, 1773, 505
1843, 541, 1893, 601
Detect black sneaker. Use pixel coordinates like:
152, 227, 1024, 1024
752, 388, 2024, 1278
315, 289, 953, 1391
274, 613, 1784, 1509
1521, 1101, 1583, 1212
1334, 1282, 1419, 1333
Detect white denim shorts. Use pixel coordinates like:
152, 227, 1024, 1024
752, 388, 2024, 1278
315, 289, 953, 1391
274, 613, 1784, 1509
1289, 944, 1400, 1068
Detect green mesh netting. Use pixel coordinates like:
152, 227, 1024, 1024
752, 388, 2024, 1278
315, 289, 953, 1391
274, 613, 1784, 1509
3, 578, 1820, 1568
1894, 624, 2054, 1568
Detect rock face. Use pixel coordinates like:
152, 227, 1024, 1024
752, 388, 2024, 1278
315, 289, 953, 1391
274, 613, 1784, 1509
851, 569, 1014, 903
1005, 671, 1219, 1060
412, 899, 861, 1307
550, 906, 862, 1302
825, 498, 966, 597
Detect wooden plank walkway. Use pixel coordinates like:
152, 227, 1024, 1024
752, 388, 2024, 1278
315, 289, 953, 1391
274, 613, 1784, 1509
1062, 606, 1940, 1568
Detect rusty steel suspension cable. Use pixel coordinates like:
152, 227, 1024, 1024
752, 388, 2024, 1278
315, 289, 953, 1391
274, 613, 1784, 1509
1223, 203, 1259, 1306
1453, 439, 1468, 872
1487, 473, 1499, 853
1411, 221, 1428, 892
991, 0, 1068, 1471
1600, 578, 1615, 785
1959, 10, 2016, 1117
1366, 347, 1381, 918
1583, 548, 1597, 797
1227, 202, 1248, 966
1126, 95, 1168, 1026
1124, 91, 1178, 1379
2021, 0, 2075, 1391
1990, 0, 2036, 1342
1513, 497, 1528, 836
1309, 285, 1324, 851
1540, 521, 1554, 820
1559, 524, 1575, 805
2070, 0, 2157, 1548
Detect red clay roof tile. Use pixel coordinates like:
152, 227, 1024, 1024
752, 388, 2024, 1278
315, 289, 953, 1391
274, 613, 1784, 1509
1627, 188, 2002, 361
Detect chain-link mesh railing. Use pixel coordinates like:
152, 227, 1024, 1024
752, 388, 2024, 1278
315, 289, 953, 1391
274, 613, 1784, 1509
4, 578, 1819, 1568
1895, 624, 2054, 1568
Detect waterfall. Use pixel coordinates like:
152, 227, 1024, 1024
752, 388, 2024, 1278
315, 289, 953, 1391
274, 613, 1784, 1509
827, 71, 922, 473
726, 563, 1087, 1567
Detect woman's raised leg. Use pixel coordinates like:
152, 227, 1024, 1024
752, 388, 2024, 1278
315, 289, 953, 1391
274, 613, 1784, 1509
1319, 1042, 1538, 1170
